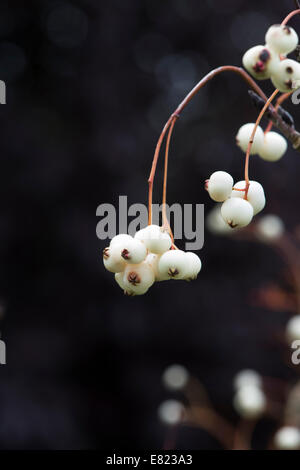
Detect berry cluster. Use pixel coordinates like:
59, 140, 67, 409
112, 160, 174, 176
236, 122, 287, 162
206, 171, 265, 229
103, 226, 202, 296
243, 24, 300, 91
103, 9, 300, 297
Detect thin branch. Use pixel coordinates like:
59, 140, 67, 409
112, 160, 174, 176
233, 419, 256, 450
244, 89, 279, 194
147, 66, 272, 223
281, 9, 300, 25
162, 117, 176, 231
186, 406, 235, 450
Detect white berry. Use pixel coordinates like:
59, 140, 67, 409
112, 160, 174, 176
236, 123, 264, 155
135, 225, 172, 254
158, 400, 184, 425
232, 180, 265, 215
110, 233, 132, 247
234, 370, 262, 391
162, 364, 189, 391
271, 58, 300, 92
103, 245, 126, 273
122, 261, 155, 295
158, 249, 187, 280
207, 171, 233, 202
259, 131, 287, 162
242, 45, 280, 80
119, 238, 147, 265
256, 214, 284, 241
221, 197, 254, 228
274, 426, 300, 450
266, 24, 298, 55
286, 316, 300, 342
233, 385, 266, 419
206, 205, 233, 235
184, 252, 202, 280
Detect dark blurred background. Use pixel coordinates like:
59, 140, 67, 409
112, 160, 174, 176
0, 0, 299, 450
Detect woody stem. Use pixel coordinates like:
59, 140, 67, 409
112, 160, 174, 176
264, 92, 292, 134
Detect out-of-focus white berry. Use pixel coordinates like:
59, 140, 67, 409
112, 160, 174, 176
266, 24, 298, 55
207, 171, 233, 202
158, 400, 184, 425
286, 316, 300, 342
233, 370, 262, 391
115, 272, 135, 296
158, 250, 187, 280
271, 59, 300, 92
120, 238, 147, 264
123, 261, 155, 295
256, 214, 284, 241
259, 131, 287, 162
206, 205, 233, 235
242, 45, 280, 80
233, 385, 266, 419
232, 180, 265, 215
236, 123, 264, 154
135, 225, 172, 254
274, 426, 300, 450
103, 245, 126, 273
221, 198, 254, 228
183, 252, 202, 281
162, 364, 189, 391
110, 233, 132, 247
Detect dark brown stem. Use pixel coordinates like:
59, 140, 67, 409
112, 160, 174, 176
233, 419, 256, 450
264, 92, 292, 134
186, 406, 235, 449
249, 90, 300, 151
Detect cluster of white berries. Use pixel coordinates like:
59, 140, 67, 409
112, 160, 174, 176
206, 171, 265, 229
243, 24, 300, 92
236, 123, 287, 162
103, 226, 202, 296
233, 370, 266, 419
